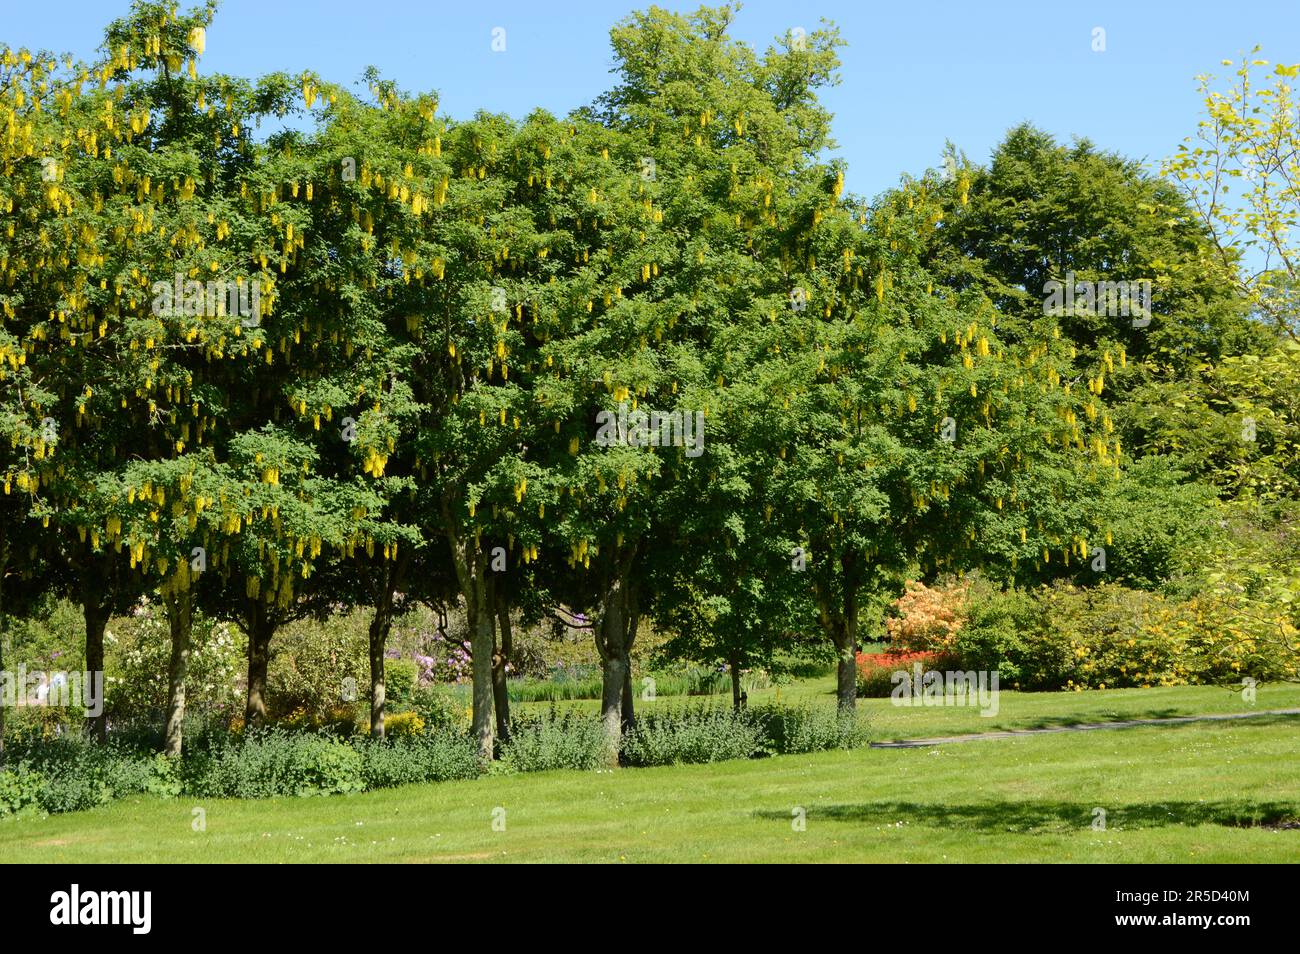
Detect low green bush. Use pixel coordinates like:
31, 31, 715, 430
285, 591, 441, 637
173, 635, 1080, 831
499, 710, 608, 773
753, 704, 868, 754
355, 734, 480, 789
950, 584, 1057, 689
621, 706, 764, 766
2, 736, 169, 813
410, 686, 469, 734
182, 729, 365, 798
1, 701, 871, 814
506, 665, 771, 703
384, 659, 418, 709
0, 766, 44, 816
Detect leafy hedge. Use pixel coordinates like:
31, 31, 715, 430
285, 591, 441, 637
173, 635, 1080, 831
0, 702, 868, 817
879, 575, 1298, 691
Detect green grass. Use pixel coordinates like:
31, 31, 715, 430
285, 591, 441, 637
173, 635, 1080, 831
524, 676, 1300, 740
2, 682, 1298, 863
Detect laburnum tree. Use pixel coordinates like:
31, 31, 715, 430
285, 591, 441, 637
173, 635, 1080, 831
299, 70, 589, 751
743, 165, 1118, 710
1, 0, 365, 755
380, 105, 543, 757
531, 5, 854, 754
0, 39, 75, 758
214, 69, 433, 738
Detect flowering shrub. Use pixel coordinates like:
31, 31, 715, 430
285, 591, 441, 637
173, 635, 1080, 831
106, 599, 245, 723
381, 711, 426, 738
266, 613, 368, 721
884, 580, 968, 654
952, 580, 1297, 691
855, 651, 950, 697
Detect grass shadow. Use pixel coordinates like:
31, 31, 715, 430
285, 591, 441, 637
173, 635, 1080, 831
874, 709, 1300, 742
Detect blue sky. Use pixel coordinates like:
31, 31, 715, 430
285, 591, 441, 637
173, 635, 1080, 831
3, 1, 1298, 199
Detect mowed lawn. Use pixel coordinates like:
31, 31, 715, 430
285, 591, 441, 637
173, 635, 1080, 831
3, 683, 1298, 863
523, 678, 1300, 740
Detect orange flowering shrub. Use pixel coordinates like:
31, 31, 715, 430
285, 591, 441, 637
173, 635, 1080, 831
885, 579, 969, 654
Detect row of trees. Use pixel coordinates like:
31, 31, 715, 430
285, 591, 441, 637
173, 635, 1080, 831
3, 2, 1294, 762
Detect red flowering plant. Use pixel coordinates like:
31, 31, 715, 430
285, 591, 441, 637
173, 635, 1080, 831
856, 579, 968, 696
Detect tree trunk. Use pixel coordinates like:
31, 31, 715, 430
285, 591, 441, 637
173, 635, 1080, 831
82, 598, 110, 743
162, 576, 193, 757
831, 605, 860, 713
836, 641, 858, 712
599, 645, 627, 764
77, 557, 112, 743
368, 571, 395, 740
815, 548, 862, 713
593, 544, 638, 764
467, 580, 494, 760
443, 504, 495, 761
244, 599, 274, 727
621, 666, 635, 730
622, 601, 639, 732
492, 589, 512, 743
0, 534, 7, 768
730, 655, 743, 710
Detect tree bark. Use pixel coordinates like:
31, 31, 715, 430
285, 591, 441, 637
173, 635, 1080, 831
244, 599, 275, 727
593, 544, 638, 763
815, 548, 861, 713
0, 532, 7, 768
621, 666, 635, 730
467, 577, 494, 759
730, 655, 743, 710
622, 600, 639, 732
599, 641, 627, 764
836, 629, 858, 712
492, 587, 512, 743
77, 553, 113, 744
828, 596, 860, 713
82, 593, 110, 743
162, 575, 193, 757
368, 567, 396, 740
445, 516, 495, 760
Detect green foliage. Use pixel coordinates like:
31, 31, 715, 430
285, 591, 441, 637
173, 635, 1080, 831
499, 710, 609, 773
0, 766, 44, 817
355, 734, 480, 789
950, 578, 1297, 691
265, 613, 368, 721
383, 659, 417, 710
505, 665, 769, 702
620, 705, 766, 766
1094, 456, 1221, 592
183, 729, 366, 798
751, 704, 868, 754
409, 685, 469, 734
951, 585, 1049, 687
1, 736, 169, 813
